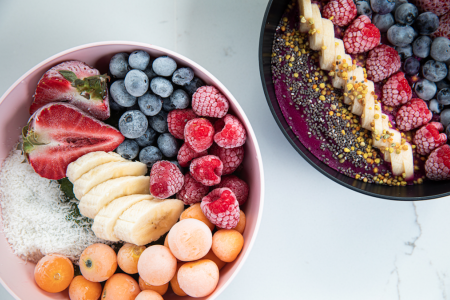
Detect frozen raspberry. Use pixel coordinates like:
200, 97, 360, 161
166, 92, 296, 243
192, 86, 229, 118
184, 118, 214, 152
413, 122, 447, 155
433, 13, 450, 39
366, 45, 401, 82
209, 143, 244, 175
190, 155, 223, 186
415, 0, 450, 17
177, 173, 210, 205
425, 144, 450, 180
167, 109, 197, 140
177, 143, 208, 167
150, 160, 184, 199
343, 15, 381, 54
201, 188, 240, 229
396, 98, 432, 131
322, 0, 357, 27
213, 115, 247, 148
381, 72, 412, 107
216, 175, 249, 206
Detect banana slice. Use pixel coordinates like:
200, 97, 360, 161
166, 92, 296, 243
361, 81, 376, 129
309, 4, 324, 50
299, 0, 313, 33
372, 109, 385, 148
73, 161, 147, 200
66, 151, 126, 183
79, 176, 150, 219
344, 66, 365, 105
402, 143, 414, 180
384, 129, 401, 163
114, 199, 184, 246
92, 194, 153, 241
390, 145, 405, 176
319, 19, 336, 71
332, 39, 347, 89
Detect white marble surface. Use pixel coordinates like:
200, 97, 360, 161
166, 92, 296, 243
1, 0, 450, 299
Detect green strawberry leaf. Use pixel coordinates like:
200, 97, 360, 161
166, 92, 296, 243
59, 70, 78, 83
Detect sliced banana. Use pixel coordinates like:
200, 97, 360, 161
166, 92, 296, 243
384, 129, 401, 163
344, 66, 365, 105
390, 146, 405, 176
79, 176, 150, 219
372, 110, 385, 148
319, 19, 336, 71
309, 4, 324, 50
361, 82, 376, 129
332, 39, 348, 89
299, 0, 313, 33
403, 143, 414, 180
114, 199, 184, 246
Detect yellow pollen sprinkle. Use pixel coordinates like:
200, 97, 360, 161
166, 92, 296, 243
301, 16, 306, 23
374, 114, 380, 119
319, 95, 326, 101
322, 45, 327, 50
344, 148, 350, 152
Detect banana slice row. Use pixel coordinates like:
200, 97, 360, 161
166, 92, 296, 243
298, 0, 414, 180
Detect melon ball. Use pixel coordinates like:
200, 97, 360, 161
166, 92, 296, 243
170, 263, 187, 296
178, 259, 219, 297
212, 229, 244, 262
138, 245, 177, 286
135, 290, 164, 300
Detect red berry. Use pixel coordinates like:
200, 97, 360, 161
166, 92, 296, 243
381, 72, 412, 107
150, 161, 184, 199
433, 13, 450, 39
167, 109, 197, 140
322, 0, 357, 27
201, 188, 240, 229
343, 15, 380, 54
216, 175, 249, 206
413, 122, 447, 156
209, 143, 244, 175
213, 115, 247, 148
396, 98, 432, 132
366, 45, 401, 83
185, 118, 215, 153
425, 144, 450, 180
177, 173, 210, 205
192, 86, 229, 118
414, 0, 450, 17
177, 143, 208, 167
190, 155, 223, 186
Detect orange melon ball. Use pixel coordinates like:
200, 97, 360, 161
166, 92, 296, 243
117, 243, 146, 274
202, 249, 226, 270
234, 210, 246, 234
102, 273, 140, 300
178, 259, 219, 297
68, 275, 102, 300
168, 218, 212, 261
138, 245, 177, 286
138, 277, 168, 296
212, 229, 244, 262
135, 290, 164, 300
34, 254, 74, 293
79, 243, 117, 282
180, 203, 215, 231
170, 263, 187, 297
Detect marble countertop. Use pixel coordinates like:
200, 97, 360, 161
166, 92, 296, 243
1, 0, 450, 299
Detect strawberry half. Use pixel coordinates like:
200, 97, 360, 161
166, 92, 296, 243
22, 103, 124, 180
30, 61, 111, 120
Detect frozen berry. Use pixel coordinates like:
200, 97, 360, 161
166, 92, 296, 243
366, 45, 401, 82
425, 144, 450, 180
111, 80, 137, 107
357, 1, 373, 17
152, 56, 177, 77
143, 66, 157, 81
395, 44, 413, 60
172, 67, 195, 86
429, 99, 444, 113
163, 89, 190, 111
414, 0, 450, 18
184, 77, 205, 96
177, 143, 208, 167
395, 3, 418, 25
116, 139, 139, 160
190, 155, 223, 186
129, 50, 150, 71
414, 12, 440, 35
170, 160, 183, 173
177, 173, 210, 205
422, 60, 448, 82
167, 109, 197, 140
322, 0, 357, 27
343, 15, 381, 54
216, 175, 249, 206
396, 98, 433, 131
431, 37, 450, 62
415, 78, 437, 100
414, 122, 447, 155
185, 118, 215, 153
440, 109, 450, 127
201, 188, 240, 229
412, 35, 432, 58
157, 133, 179, 158
373, 13, 395, 32
381, 72, 412, 107
110, 53, 130, 78
433, 13, 450, 39
139, 146, 163, 167
387, 24, 416, 47
149, 110, 168, 133
150, 77, 173, 98
371, 0, 395, 15
138, 93, 162, 116
437, 88, 450, 105
125, 70, 149, 97
119, 110, 148, 139
436, 79, 450, 90
214, 115, 247, 148
150, 160, 184, 199
209, 143, 244, 175
136, 129, 157, 147
192, 86, 229, 118
403, 56, 420, 76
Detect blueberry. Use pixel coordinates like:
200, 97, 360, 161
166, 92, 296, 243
387, 24, 416, 47
403, 56, 421, 75
150, 77, 174, 98
138, 93, 162, 116
431, 37, 450, 62
441, 109, 450, 128
357, 1, 373, 17
414, 12, 439, 35
163, 89, 190, 111
395, 3, 418, 25
118, 110, 148, 139
422, 60, 448, 82
110, 80, 137, 107
395, 44, 413, 60
370, 0, 395, 15
412, 36, 432, 58
184, 77, 205, 96
446, 124, 450, 139
437, 88, 450, 105
109, 53, 130, 78
436, 79, 450, 90
143, 65, 158, 81
373, 13, 394, 32
170, 160, 184, 173
124, 70, 149, 97
152, 56, 177, 77
116, 139, 139, 160
429, 99, 444, 113
128, 50, 150, 71
157, 133, 179, 158
393, 0, 408, 12
172, 67, 195, 86
109, 98, 125, 112
149, 110, 168, 133
135, 128, 157, 147
139, 146, 162, 167
126, 103, 141, 111
415, 78, 437, 100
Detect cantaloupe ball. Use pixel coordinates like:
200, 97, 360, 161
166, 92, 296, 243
202, 249, 226, 270
138, 276, 168, 296
168, 218, 212, 261
170, 263, 187, 297
101, 273, 140, 300
234, 210, 246, 234
180, 203, 215, 231
69, 275, 102, 300
135, 290, 164, 300
212, 229, 244, 263
117, 243, 146, 274
178, 259, 219, 298
138, 245, 177, 286
79, 243, 117, 282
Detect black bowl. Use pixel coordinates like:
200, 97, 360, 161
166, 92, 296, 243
259, 0, 449, 200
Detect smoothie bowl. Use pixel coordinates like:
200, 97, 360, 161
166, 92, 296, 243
0, 41, 264, 300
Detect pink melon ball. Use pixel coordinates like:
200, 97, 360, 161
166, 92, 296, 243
178, 259, 219, 297
138, 245, 177, 286
135, 290, 164, 300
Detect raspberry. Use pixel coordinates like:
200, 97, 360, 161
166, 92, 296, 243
381, 72, 412, 107
216, 175, 249, 206
177, 143, 208, 167
343, 15, 381, 54
396, 98, 432, 131
413, 122, 447, 155
150, 161, 184, 199
167, 109, 197, 140
190, 155, 223, 186
184, 118, 214, 153
201, 188, 240, 229
209, 143, 244, 175
366, 45, 401, 83
213, 115, 247, 148
177, 173, 210, 205
322, 0, 357, 27
192, 86, 229, 118
425, 144, 450, 180
414, 0, 450, 17
433, 13, 450, 39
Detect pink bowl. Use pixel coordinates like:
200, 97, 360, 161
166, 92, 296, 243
0, 41, 264, 300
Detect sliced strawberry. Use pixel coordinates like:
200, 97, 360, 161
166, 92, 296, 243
31, 61, 110, 120
23, 103, 124, 180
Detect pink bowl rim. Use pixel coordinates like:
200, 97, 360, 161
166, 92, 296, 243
0, 41, 265, 300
